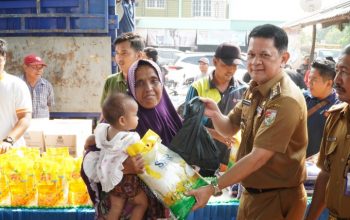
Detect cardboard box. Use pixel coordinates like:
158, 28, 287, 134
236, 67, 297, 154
49, 119, 92, 157
23, 131, 45, 152
23, 119, 49, 152
44, 134, 77, 156
24, 118, 92, 157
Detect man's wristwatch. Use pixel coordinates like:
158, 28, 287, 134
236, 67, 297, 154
210, 177, 223, 197
2, 136, 15, 145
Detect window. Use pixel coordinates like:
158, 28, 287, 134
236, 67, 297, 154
192, 0, 227, 18
146, 0, 165, 9
192, 0, 211, 17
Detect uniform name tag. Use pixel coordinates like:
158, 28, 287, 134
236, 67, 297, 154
257, 106, 263, 117
346, 134, 350, 139
242, 99, 251, 106
327, 137, 337, 142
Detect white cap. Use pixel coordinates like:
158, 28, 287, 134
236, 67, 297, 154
198, 57, 209, 64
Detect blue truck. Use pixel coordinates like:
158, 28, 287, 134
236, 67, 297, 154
0, 0, 120, 124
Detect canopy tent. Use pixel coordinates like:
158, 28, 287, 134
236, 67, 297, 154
282, 1, 350, 30
282, 1, 350, 62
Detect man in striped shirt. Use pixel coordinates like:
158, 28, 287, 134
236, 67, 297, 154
19, 54, 54, 118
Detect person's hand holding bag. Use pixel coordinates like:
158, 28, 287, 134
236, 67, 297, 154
169, 97, 221, 175
122, 154, 145, 174
199, 97, 222, 119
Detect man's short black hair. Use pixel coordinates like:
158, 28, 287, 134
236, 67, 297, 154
248, 24, 288, 53
144, 47, 158, 63
311, 58, 336, 81
0, 39, 8, 57
113, 32, 145, 52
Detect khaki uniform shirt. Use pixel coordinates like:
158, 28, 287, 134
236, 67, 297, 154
228, 72, 308, 189
317, 103, 350, 218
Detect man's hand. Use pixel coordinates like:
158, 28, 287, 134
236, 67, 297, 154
306, 153, 319, 164
206, 127, 236, 148
200, 97, 221, 119
305, 170, 329, 220
223, 136, 237, 147
0, 141, 12, 154
186, 185, 214, 211
123, 154, 145, 174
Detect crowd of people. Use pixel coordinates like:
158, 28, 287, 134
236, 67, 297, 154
1, 22, 350, 220
0, 40, 54, 153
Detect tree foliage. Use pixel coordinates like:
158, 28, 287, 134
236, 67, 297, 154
321, 24, 350, 47
300, 23, 350, 49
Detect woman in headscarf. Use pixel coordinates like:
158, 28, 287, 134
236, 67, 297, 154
127, 59, 182, 145
82, 59, 182, 220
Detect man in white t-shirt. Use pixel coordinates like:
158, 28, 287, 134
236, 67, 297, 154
0, 38, 32, 153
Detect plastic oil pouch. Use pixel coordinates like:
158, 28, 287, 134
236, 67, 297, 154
34, 158, 62, 207
46, 147, 70, 157
0, 154, 10, 206
5, 157, 37, 206
67, 157, 89, 205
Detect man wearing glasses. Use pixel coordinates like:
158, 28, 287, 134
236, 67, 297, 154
19, 54, 54, 118
303, 58, 339, 159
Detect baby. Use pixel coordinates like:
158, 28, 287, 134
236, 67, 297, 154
84, 92, 147, 220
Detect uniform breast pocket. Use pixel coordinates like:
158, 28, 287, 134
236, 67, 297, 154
240, 106, 250, 132
324, 141, 338, 172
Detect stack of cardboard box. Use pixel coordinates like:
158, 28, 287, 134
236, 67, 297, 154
23, 119, 93, 157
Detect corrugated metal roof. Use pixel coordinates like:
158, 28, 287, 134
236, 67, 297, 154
282, 1, 350, 30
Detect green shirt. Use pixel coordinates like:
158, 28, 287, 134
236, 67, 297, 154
100, 72, 128, 106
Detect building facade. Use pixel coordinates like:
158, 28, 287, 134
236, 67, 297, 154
134, 0, 284, 51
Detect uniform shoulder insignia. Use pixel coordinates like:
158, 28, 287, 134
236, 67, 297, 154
327, 102, 348, 113
269, 82, 281, 100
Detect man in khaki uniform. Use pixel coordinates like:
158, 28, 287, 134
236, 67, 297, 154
187, 24, 308, 220
306, 44, 350, 220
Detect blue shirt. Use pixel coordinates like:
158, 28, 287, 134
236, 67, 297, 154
303, 89, 339, 157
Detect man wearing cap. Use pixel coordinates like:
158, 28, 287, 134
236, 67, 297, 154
0, 39, 32, 154
187, 24, 308, 219
183, 42, 247, 177
306, 44, 350, 220
194, 57, 210, 81
303, 58, 339, 158
19, 54, 54, 118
